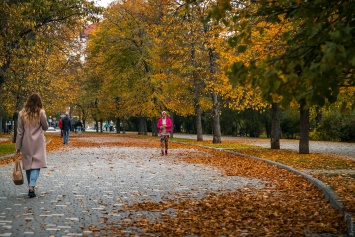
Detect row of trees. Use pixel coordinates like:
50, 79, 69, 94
1, 0, 354, 153
79, 0, 354, 153
79, 0, 269, 142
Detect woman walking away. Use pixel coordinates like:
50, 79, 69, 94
16, 93, 49, 198
157, 111, 172, 156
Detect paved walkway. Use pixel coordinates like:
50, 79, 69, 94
0, 134, 353, 236
0, 140, 266, 236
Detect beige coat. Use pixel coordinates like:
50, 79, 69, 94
16, 110, 49, 170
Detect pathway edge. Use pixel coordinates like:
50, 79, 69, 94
173, 141, 354, 237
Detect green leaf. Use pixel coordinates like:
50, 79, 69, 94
237, 45, 247, 53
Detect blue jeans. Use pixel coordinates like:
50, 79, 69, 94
63, 130, 70, 144
26, 169, 40, 187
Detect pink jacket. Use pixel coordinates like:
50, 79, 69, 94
157, 117, 172, 134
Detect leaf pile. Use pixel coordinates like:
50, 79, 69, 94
314, 173, 355, 218
119, 190, 344, 236
177, 139, 355, 219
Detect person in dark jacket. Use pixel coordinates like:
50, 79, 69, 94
62, 114, 72, 144
75, 120, 83, 134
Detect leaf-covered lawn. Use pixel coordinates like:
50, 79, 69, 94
178, 140, 355, 170
175, 139, 355, 219
314, 173, 355, 219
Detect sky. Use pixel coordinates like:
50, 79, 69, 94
95, 0, 114, 8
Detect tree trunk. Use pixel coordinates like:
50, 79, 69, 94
144, 118, 147, 135
122, 119, 126, 134
270, 102, 280, 149
191, 40, 203, 141
0, 117, 2, 134
299, 100, 310, 154
81, 107, 87, 131
152, 117, 158, 136
12, 112, 18, 143
138, 117, 145, 135
169, 112, 174, 138
100, 119, 103, 133
116, 117, 120, 134
0, 61, 11, 89
212, 92, 221, 143
207, 46, 221, 144
195, 105, 203, 141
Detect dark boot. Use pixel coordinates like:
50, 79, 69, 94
28, 188, 36, 198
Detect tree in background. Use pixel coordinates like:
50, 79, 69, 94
207, 0, 354, 153
0, 0, 102, 139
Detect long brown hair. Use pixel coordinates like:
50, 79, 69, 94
21, 93, 44, 126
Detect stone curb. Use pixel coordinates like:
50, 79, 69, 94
174, 142, 355, 237
225, 150, 355, 237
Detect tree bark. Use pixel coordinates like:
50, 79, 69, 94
190, 39, 203, 141
151, 117, 158, 136
299, 100, 310, 154
270, 102, 280, 149
122, 119, 126, 134
195, 105, 203, 141
138, 117, 146, 135
208, 46, 221, 144
169, 112, 174, 138
100, 119, 103, 133
12, 112, 18, 143
144, 118, 147, 135
212, 92, 221, 143
116, 117, 120, 134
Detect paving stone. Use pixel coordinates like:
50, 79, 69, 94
0, 146, 266, 236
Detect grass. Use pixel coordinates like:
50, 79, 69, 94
232, 147, 355, 170
165, 139, 355, 170
0, 143, 15, 156
200, 143, 253, 149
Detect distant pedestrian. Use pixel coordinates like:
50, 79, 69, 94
109, 120, 114, 132
62, 114, 72, 144
75, 120, 83, 134
15, 93, 49, 198
104, 122, 109, 131
58, 118, 63, 137
157, 111, 172, 156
